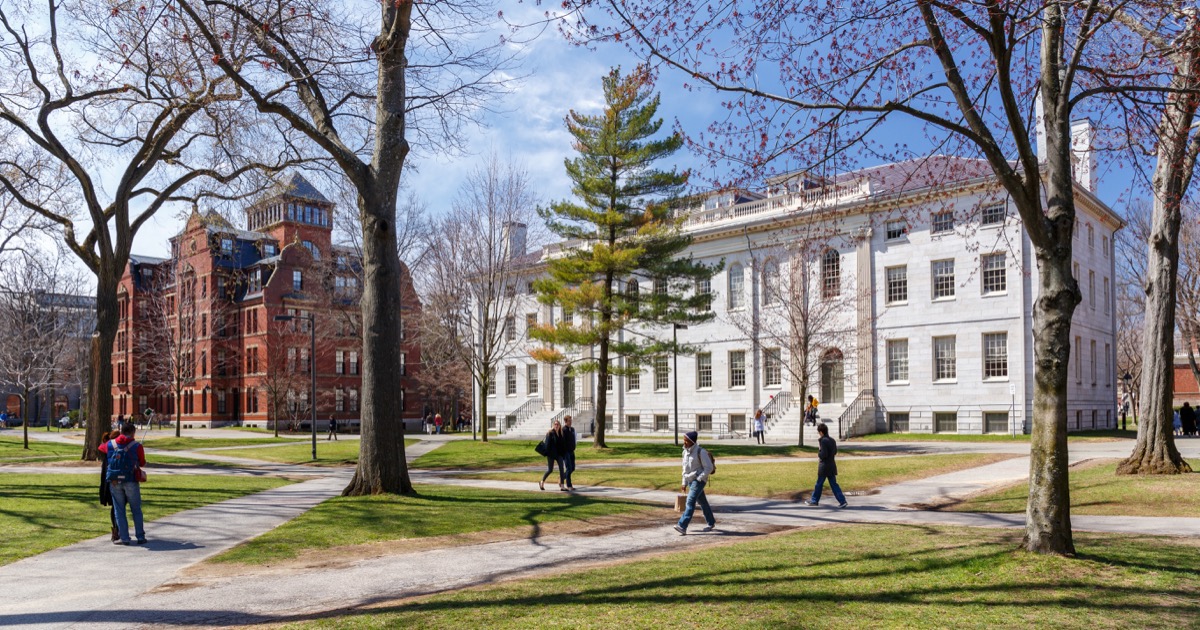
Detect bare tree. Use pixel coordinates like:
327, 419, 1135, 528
420, 156, 541, 442
174, 0, 520, 494
0, 0, 302, 459
0, 252, 83, 447
136, 255, 198, 438
728, 223, 859, 446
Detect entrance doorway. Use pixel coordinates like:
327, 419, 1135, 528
820, 349, 844, 404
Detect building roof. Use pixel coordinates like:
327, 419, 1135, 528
273, 173, 332, 205
839, 155, 996, 197
129, 254, 168, 266
203, 210, 269, 242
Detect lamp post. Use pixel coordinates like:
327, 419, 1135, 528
1121, 372, 1133, 431
673, 323, 688, 446
274, 313, 317, 461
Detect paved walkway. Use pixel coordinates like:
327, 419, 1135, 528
0, 436, 1196, 628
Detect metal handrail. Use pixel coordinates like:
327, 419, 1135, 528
550, 396, 593, 426
838, 389, 876, 440
513, 397, 544, 423
760, 391, 792, 429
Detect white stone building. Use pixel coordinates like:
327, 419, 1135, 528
479, 147, 1121, 441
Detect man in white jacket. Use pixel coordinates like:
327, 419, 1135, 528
675, 431, 716, 535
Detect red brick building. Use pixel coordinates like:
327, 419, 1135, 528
111, 174, 422, 428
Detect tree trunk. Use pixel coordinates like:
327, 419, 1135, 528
21, 390, 29, 449
1118, 36, 1198, 475
82, 273, 119, 461
479, 376, 489, 442
595, 337, 610, 449
344, 185, 413, 496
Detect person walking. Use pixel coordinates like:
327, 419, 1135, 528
327, 416, 338, 441
539, 420, 566, 491
99, 422, 147, 545
753, 409, 766, 444
435, 413, 444, 435
562, 415, 578, 490
1182, 402, 1197, 437
805, 423, 847, 508
674, 431, 716, 535
1174, 409, 1183, 436
98, 430, 120, 542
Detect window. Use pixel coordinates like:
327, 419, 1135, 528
1088, 224, 1094, 249
400, 352, 407, 376
606, 373, 613, 393
762, 260, 780, 306
885, 219, 908, 240
487, 415, 496, 430
1088, 271, 1095, 310
336, 389, 345, 412
1073, 261, 1080, 280
697, 414, 713, 431
889, 413, 910, 432
1105, 343, 1112, 386
933, 336, 956, 381
626, 279, 640, 310
349, 352, 359, 375
562, 309, 574, 325
932, 211, 954, 234
221, 238, 233, 253
504, 316, 516, 342
982, 253, 1006, 294
982, 203, 1005, 226
487, 370, 496, 396
336, 350, 344, 375
696, 278, 712, 312
730, 414, 746, 431
217, 389, 227, 414
1080, 333, 1089, 384
654, 414, 669, 431
822, 249, 841, 298
935, 412, 958, 433
349, 389, 358, 412
287, 348, 295, 374
1102, 236, 1109, 258
1075, 410, 1083, 430
1090, 339, 1097, 386
506, 366, 517, 396
1103, 278, 1110, 314
764, 348, 782, 387
886, 266, 908, 304
696, 353, 712, 389
654, 356, 670, 391
1092, 409, 1098, 428
887, 339, 909, 382
527, 364, 539, 395
654, 280, 668, 296
985, 412, 1009, 434
983, 333, 1009, 379
526, 314, 537, 338
627, 360, 641, 391
729, 350, 747, 388
728, 263, 745, 310
300, 348, 310, 374
627, 415, 641, 431
932, 260, 955, 299
302, 240, 321, 260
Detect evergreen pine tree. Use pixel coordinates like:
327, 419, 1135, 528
531, 67, 719, 448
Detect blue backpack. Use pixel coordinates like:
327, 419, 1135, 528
104, 439, 138, 483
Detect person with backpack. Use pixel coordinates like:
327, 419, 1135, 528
97, 430, 120, 542
98, 422, 147, 545
674, 430, 716, 535
805, 423, 848, 508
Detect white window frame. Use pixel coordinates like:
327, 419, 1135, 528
981, 253, 1007, 295
887, 339, 909, 383
933, 336, 956, 382
931, 210, 954, 234
654, 356, 670, 391
885, 219, 908, 240
932, 259, 955, 300
886, 266, 908, 304
728, 264, 745, 310
696, 352, 712, 390
981, 203, 1005, 226
527, 364, 540, 395
983, 332, 1009, 380
764, 348, 782, 388
729, 350, 747, 388
506, 365, 517, 396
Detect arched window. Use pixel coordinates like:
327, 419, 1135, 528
762, 259, 780, 306
820, 348, 845, 403
821, 249, 841, 298
626, 279, 640, 310
728, 263, 745, 310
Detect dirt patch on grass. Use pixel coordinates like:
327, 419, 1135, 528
0, 459, 97, 468
179, 509, 678, 582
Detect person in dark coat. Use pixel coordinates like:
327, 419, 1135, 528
804, 423, 847, 508
98, 430, 119, 542
540, 420, 566, 491
1181, 402, 1197, 437
562, 415, 578, 490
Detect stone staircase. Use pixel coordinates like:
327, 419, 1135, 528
765, 406, 843, 445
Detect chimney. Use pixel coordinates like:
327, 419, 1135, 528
1070, 118, 1097, 192
502, 221, 527, 261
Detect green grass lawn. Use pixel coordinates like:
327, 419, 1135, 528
853, 429, 1137, 443
139, 436, 302, 450
0, 473, 293, 566
212, 439, 416, 466
0, 436, 82, 463
466, 453, 1012, 500
950, 458, 1200, 517
211, 484, 656, 565
284, 524, 1200, 629
413, 440, 835, 470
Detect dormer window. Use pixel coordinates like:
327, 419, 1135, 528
221, 238, 233, 253
302, 241, 321, 260
263, 243, 277, 257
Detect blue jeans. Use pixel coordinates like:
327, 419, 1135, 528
110, 480, 145, 542
811, 473, 846, 505
677, 479, 714, 530
564, 452, 576, 486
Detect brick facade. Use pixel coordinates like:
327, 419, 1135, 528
111, 174, 421, 428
